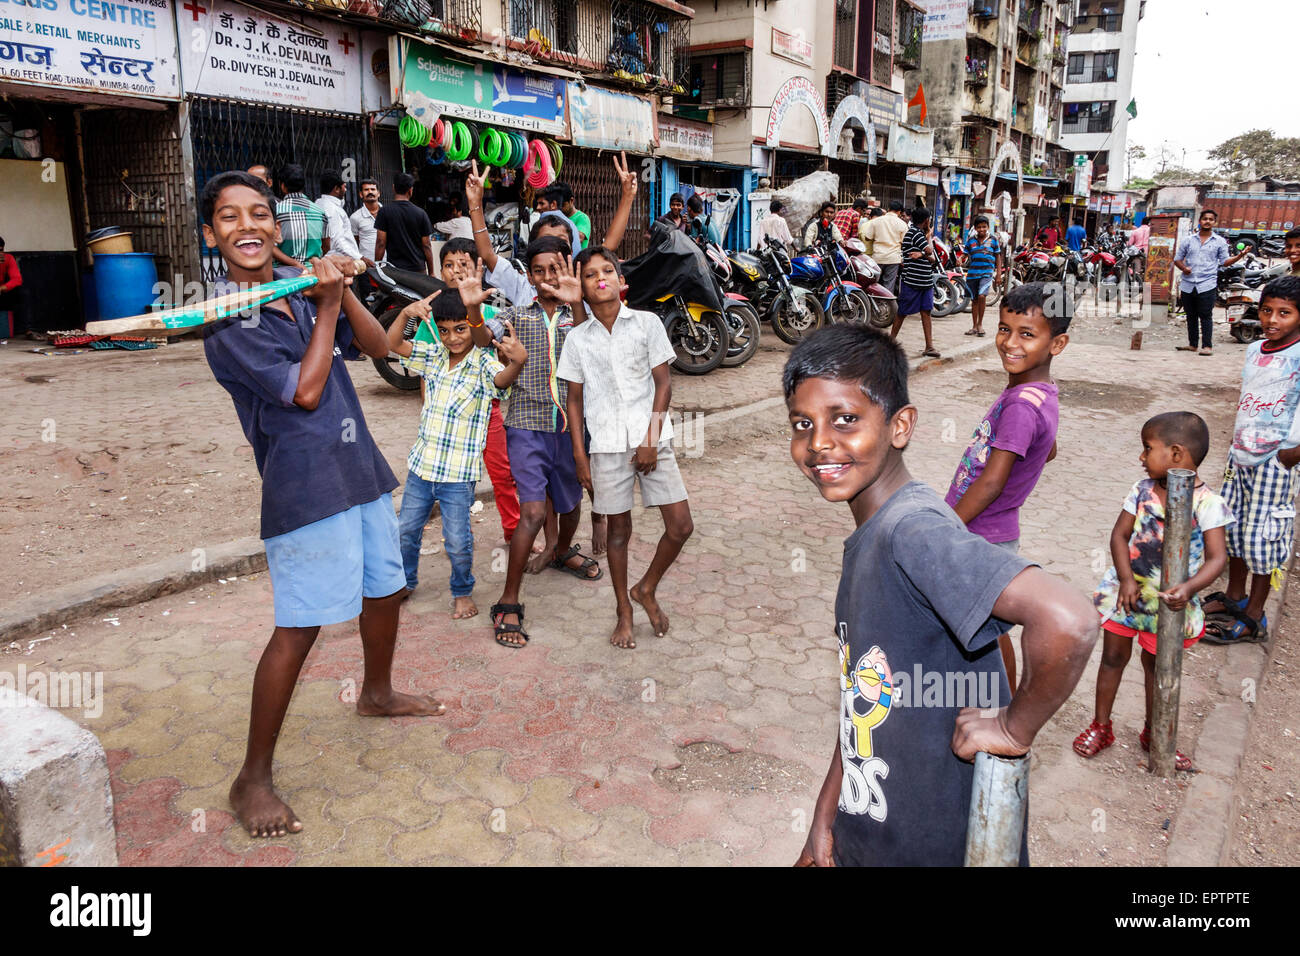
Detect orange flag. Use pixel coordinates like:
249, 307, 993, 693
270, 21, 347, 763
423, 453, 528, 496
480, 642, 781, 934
907, 84, 927, 125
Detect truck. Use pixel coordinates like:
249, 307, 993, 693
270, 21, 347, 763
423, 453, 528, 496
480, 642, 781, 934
1206, 191, 1300, 254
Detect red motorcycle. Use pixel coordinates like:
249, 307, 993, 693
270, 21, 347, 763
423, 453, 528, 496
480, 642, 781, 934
931, 238, 971, 317
841, 238, 899, 328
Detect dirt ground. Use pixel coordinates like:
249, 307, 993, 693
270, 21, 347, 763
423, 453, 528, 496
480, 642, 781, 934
1228, 582, 1300, 866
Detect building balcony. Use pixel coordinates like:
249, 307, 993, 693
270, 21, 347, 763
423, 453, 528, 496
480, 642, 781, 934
969, 0, 999, 19
500, 0, 691, 87
896, 1, 925, 71
678, 47, 749, 110
1016, 0, 1042, 36
292, 0, 483, 37
965, 62, 990, 87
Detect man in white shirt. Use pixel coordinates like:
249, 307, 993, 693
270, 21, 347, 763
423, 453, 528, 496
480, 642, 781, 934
350, 178, 382, 266
753, 199, 795, 250
557, 246, 693, 650
861, 199, 910, 294
435, 193, 474, 240
316, 170, 361, 261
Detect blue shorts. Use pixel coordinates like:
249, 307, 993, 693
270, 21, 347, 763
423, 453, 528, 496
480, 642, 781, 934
898, 283, 935, 317
966, 274, 993, 298
505, 426, 582, 515
263, 493, 407, 627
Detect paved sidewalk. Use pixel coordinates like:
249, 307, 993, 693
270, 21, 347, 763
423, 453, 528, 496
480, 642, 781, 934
2, 309, 1258, 866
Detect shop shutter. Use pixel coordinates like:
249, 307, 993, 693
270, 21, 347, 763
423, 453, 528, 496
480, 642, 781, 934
80, 107, 195, 284
556, 148, 652, 257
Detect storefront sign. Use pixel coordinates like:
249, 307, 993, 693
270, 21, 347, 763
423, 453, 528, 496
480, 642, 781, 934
865, 85, 904, 133
887, 122, 934, 165
180, 1, 360, 112
393, 38, 566, 135
656, 113, 712, 162
765, 76, 831, 155
906, 166, 939, 186
771, 28, 812, 67
945, 171, 972, 195
919, 0, 966, 42
568, 83, 653, 151
1, 0, 179, 100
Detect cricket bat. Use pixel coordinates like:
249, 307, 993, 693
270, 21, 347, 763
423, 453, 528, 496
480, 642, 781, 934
84, 258, 366, 337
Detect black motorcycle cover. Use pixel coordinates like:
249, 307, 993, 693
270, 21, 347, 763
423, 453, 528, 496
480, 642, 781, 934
621, 222, 724, 312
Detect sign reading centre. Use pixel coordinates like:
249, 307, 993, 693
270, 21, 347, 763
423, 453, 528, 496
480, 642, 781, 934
395, 38, 567, 137
0, 0, 179, 100
178, 0, 361, 112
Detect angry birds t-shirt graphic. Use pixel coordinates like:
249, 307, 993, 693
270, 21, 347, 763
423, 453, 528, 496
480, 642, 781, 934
837, 624, 892, 821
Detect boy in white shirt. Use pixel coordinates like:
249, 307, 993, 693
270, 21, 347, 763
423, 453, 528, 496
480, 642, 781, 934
558, 246, 694, 649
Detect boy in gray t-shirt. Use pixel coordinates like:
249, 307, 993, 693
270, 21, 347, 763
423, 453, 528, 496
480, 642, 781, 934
782, 324, 1097, 866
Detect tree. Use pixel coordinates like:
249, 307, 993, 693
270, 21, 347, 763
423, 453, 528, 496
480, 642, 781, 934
1208, 129, 1300, 182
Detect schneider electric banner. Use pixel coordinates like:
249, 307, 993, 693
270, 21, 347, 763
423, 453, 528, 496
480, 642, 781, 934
0, 0, 179, 100
179, 0, 362, 112
394, 37, 567, 137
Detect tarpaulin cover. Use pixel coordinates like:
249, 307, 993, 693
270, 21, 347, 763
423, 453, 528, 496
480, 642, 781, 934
621, 222, 724, 312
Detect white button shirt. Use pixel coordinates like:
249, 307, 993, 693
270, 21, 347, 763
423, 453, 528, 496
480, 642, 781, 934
350, 202, 381, 261
556, 305, 678, 454
316, 193, 361, 260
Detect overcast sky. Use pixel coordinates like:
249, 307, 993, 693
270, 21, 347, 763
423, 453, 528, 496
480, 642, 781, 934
1127, 0, 1299, 178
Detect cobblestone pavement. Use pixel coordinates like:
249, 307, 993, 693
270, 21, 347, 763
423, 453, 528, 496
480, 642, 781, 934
1, 306, 1254, 865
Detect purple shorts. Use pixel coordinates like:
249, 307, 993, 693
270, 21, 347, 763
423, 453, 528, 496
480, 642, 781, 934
505, 426, 582, 515
898, 283, 935, 317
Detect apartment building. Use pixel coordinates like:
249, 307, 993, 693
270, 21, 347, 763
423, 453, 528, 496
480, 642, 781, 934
1060, 0, 1144, 192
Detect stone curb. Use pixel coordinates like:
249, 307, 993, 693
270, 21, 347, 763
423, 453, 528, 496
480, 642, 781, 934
1, 338, 997, 646
1166, 541, 1295, 866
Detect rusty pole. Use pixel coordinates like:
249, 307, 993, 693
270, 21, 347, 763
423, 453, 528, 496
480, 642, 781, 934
1149, 468, 1194, 776
964, 751, 1030, 866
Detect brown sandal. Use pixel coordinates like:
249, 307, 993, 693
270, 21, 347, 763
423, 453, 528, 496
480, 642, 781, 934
1072, 718, 1114, 758
1139, 726, 1193, 771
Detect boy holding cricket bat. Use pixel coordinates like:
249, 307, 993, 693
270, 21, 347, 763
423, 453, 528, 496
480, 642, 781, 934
199, 170, 447, 839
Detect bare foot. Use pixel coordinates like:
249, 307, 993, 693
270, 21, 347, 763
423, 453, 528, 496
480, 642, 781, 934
229, 775, 303, 838
630, 581, 669, 636
356, 688, 447, 716
609, 606, 636, 649
452, 595, 478, 619
531, 539, 545, 555
591, 515, 608, 556
526, 546, 554, 574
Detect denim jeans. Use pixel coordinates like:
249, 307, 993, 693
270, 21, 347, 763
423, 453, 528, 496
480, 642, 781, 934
397, 472, 476, 596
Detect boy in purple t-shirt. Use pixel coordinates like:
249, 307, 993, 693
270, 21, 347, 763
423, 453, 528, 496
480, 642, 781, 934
946, 282, 1071, 689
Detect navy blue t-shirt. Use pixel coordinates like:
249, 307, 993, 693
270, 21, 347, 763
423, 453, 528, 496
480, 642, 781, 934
830, 481, 1032, 866
202, 269, 398, 539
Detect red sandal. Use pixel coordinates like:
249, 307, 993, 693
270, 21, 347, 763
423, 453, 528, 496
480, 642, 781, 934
1072, 719, 1115, 758
1138, 726, 1193, 772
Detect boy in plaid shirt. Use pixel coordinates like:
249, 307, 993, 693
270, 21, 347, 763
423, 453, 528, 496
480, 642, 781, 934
386, 287, 527, 619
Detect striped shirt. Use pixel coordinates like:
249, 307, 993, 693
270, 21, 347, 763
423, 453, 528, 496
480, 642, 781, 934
400, 339, 505, 483
498, 301, 575, 433
964, 234, 1000, 279
275, 193, 327, 262
900, 225, 936, 289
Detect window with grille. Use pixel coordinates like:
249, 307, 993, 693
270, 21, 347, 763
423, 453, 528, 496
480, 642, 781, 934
833, 0, 856, 71
1061, 99, 1114, 133
508, 0, 576, 54
682, 51, 749, 108
871, 0, 893, 85
962, 125, 979, 151
1001, 47, 1012, 87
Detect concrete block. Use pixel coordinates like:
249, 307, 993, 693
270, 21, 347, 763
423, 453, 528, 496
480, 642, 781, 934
1195, 701, 1250, 780
0, 687, 118, 867
1167, 775, 1233, 868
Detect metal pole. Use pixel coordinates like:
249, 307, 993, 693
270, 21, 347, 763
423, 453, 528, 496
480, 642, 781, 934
1149, 467, 1195, 776
964, 751, 1030, 866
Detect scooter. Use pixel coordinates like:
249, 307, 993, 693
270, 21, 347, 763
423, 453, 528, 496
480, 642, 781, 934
697, 239, 761, 368
1226, 284, 1262, 343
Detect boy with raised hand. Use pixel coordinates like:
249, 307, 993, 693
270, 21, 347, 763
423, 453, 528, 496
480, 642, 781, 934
489, 236, 603, 649
784, 324, 1096, 866
386, 287, 527, 619
945, 281, 1069, 690
559, 247, 693, 649
198, 170, 447, 839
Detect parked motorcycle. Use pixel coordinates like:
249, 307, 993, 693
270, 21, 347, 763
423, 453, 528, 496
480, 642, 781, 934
792, 240, 872, 325
1012, 244, 1069, 284
1218, 251, 1286, 306
752, 236, 825, 344
841, 238, 899, 328
930, 238, 970, 317
623, 224, 731, 375
696, 239, 761, 368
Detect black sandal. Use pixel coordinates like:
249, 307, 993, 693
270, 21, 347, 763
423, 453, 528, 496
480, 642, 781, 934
490, 602, 529, 648
548, 544, 603, 581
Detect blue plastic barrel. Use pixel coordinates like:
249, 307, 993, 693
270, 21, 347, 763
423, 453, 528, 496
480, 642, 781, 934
92, 252, 158, 321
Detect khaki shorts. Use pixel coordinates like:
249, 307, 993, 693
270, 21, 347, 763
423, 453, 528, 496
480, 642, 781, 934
590, 442, 687, 515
